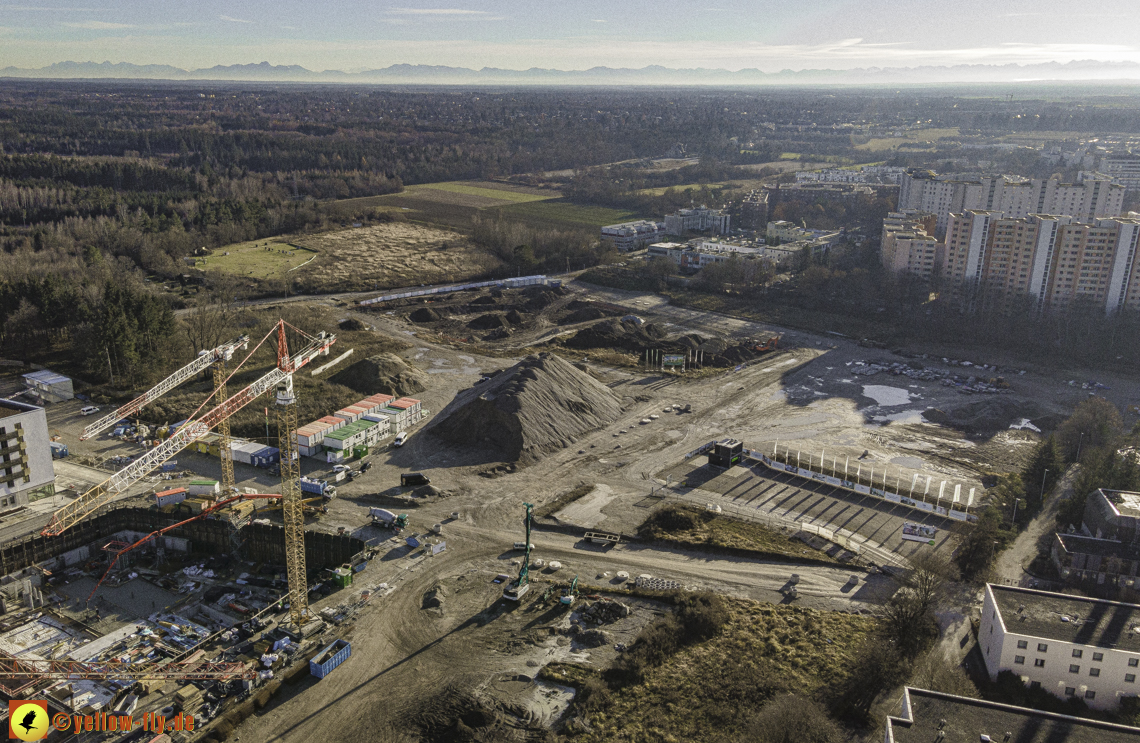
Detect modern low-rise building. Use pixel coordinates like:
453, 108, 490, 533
884, 685, 1140, 742
21, 370, 74, 404
0, 399, 55, 509
664, 206, 730, 236
980, 583, 1140, 709
600, 220, 666, 251
1101, 154, 1140, 191
881, 210, 942, 279
738, 190, 769, 229
1052, 532, 1140, 588
1082, 488, 1140, 543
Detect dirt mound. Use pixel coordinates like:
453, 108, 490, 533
327, 353, 429, 397
426, 352, 623, 464
564, 318, 668, 352
338, 318, 367, 331
408, 307, 441, 323
468, 313, 509, 329
505, 309, 525, 326
559, 305, 612, 325
483, 327, 512, 341
524, 287, 564, 310
422, 584, 446, 610
922, 408, 953, 425
470, 295, 497, 305
943, 398, 1044, 433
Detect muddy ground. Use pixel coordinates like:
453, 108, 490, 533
26, 277, 1140, 743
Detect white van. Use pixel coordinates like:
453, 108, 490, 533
80, 405, 100, 416
393, 431, 408, 447
513, 542, 535, 551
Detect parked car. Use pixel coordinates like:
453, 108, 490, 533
360, 461, 373, 473
80, 405, 100, 416
393, 431, 408, 447
332, 464, 352, 473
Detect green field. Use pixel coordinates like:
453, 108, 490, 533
405, 181, 553, 203
198, 239, 318, 279
635, 182, 729, 196
493, 199, 640, 228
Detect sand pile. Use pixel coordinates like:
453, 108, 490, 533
327, 353, 429, 397
426, 352, 623, 464
408, 307, 441, 323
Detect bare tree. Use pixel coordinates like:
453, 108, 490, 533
742, 694, 843, 743
182, 276, 241, 356
909, 647, 979, 698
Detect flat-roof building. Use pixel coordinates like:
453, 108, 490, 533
664, 206, 730, 236
884, 686, 1140, 742
600, 221, 666, 251
980, 583, 1140, 709
21, 370, 74, 404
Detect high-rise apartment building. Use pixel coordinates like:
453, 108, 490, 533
899, 171, 1126, 235
881, 210, 941, 279
1101, 154, 1140, 191
943, 211, 1140, 313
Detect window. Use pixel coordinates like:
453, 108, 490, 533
1073, 649, 1083, 658
1014, 656, 1025, 665
1017, 640, 1029, 649
1065, 687, 1076, 696
1093, 652, 1104, 662
1038, 644, 1048, 652
1070, 665, 1081, 674
1090, 668, 1100, 677
1127, 674, 1136, 683
1086, 690, 1096, 700
1130, 659, 1139, 668
1034, 659, 1045, 668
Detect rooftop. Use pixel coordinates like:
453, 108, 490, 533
887, 687, 1140, 742
990, 584, 1140, 652
1056, 533, 1140, 560
0, 399, 41, 420
22, 369, 70, 386
1105, 490, 1140, 519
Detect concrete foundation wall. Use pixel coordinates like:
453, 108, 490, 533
1, 507, 365, 578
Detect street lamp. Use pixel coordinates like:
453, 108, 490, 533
1039, 468, 1050, 508
990, 540, 1000, 563
1077, 432, 1085, 462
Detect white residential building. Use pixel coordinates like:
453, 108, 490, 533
0, 400, 55, 508
980, 583, 1140, 710
600, 220, 666, 251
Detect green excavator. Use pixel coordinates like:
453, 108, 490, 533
503, 502, 534, 601
560, 575, 579, 606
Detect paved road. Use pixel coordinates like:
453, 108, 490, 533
993, 465, 1075, 588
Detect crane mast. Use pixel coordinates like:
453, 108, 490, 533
43, 328, 334, 537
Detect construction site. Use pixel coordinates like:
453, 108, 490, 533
3, 274, 1140, 742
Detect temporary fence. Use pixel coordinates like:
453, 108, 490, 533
358, 275, 549, 306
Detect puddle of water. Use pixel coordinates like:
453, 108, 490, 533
862, 385, 911, 406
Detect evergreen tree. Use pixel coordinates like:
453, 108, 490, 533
1021, 435, 1065, 511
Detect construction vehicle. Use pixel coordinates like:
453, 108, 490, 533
503, 502, 534, 601
560, 575, 579, 606
369, 507, 409, 532
753, 336, 778, 353
254, 496, 327, 520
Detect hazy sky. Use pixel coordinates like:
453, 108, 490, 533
2, 0, 1139, 71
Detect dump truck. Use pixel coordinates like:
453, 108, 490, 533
369, 508, 408, 531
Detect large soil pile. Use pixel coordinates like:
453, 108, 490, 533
327, 353, 429, 397
426, 352, 622, 463
924, 398, 1046, 434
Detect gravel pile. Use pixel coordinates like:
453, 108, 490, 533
327, 352, 429, 397
426, 352, 623, 464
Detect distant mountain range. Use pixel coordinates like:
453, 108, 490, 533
3, 60, 1140, 85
